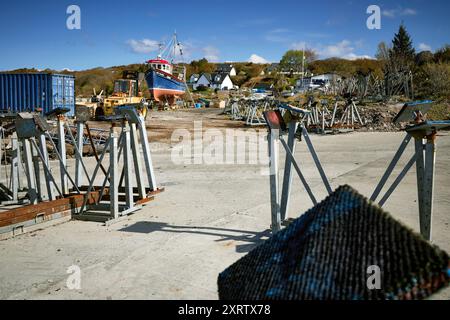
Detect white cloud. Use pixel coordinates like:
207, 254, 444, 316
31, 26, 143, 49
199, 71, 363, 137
321, 40, 354, 58
344, 53, 374, 60
203, 46, 220, 62
290, 40, 373, 60
127, 39, 160, 54
418, 43, 432, 52
382, 7, 417, 18
382, 9, 396, 18
248, 54, 269, 64
127, 38, 198, 63
402, 8, 417, 16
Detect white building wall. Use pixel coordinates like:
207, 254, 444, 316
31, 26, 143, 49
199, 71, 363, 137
311, 73, 341, 83
189, 75, 199, 83
193, 75, 211, 90
296, 78, 312, 89
219, 75, 234, 90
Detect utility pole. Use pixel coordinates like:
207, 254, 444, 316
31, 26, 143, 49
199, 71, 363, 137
301, 46, 306, 90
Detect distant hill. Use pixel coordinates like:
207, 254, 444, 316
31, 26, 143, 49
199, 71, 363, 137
1, 64, 150, 97
1, 58, 384, 98
1, 62, 267, 97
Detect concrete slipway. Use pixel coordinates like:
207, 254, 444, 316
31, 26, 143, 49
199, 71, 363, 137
0, 111, 449, 300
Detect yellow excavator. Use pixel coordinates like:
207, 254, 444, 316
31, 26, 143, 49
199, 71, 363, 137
95, 71, 149, 120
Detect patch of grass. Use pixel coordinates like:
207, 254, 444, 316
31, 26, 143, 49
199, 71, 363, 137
428, 101, 450, 120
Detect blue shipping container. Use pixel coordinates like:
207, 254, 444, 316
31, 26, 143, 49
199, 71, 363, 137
0, 73, 75, 116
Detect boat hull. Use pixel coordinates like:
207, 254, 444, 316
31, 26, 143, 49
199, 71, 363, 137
145, 70, 185, 104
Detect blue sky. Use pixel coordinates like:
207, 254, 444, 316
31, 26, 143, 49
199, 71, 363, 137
1, 0, 449, 71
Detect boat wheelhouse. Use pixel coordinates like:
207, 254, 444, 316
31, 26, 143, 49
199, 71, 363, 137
146, 58, 173, 75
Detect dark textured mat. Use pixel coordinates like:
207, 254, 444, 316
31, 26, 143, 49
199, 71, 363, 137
218, 185, 450, 300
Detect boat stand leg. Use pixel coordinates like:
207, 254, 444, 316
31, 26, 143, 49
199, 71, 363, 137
280, 138, 317, 205
65, 122, 92, 187
137, 116, 156, 191
371, 135, 412, 201
302, 128, 333, 194
11, 133, 19, 202
38, 133, 57, 201
57, 116, 69, 195
17, 139, 22, 190
269, 129, 281, 233
354, 102, 364, 125
351, 103, 355, 128
378, 154, 417, 207
75, 121, 85, 188
280, 121, 298, 222
330, 103, 337, 127
30, 139, 63, 198
414, 137, 426, 237
31, 138, 43, 201
123, 123, 134, 210
420, 134, 436, 241
130, 123, 146, 199
110, 131, 119, 220
78, 137, 112, 215
22, 139, 37, 204
321, 109, 325, 133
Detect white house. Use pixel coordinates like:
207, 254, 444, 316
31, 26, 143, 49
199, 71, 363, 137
210, 73, 234, 90
265, 63, 279, 75
192, 72, 234, 90
193, 73, 212, 90
311, 73, 342, 83
189, 74, 200, 84
216, 64, 237, 76
296, 73, 342, 91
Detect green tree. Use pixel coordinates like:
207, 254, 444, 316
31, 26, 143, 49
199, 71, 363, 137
434, 45, 450, 63
280, 49, 317, 73
247, 63, 265, 77
416, 63, 450, 100
415, 51, 434, 66
353, 59, 383, 77
309, 58, 355, 77
376, 42, 391, 63
391, 24, 415, 70
188, 58, 215, 76
230, 75, 250, 87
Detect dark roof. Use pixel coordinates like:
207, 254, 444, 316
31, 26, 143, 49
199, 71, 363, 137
210, 72, 230, 85
266, 63, 279, 71
218, 185, 450, 300
216, 64, 234, 73
199, 73, 212, 82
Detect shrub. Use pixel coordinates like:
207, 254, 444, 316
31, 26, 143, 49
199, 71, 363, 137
195, 85, 209, 92
428, 102, 450, 120
417, 63, 450, 100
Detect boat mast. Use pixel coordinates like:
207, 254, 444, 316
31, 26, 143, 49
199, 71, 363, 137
173, 31, 177, 63
173, 31, 194, 106
158, 42, 164, 60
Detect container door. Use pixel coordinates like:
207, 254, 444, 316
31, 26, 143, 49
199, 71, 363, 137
52, 76, 63, 111
64, 77, 75, 116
